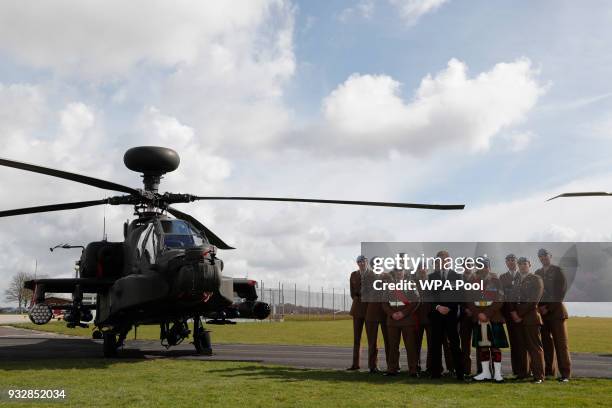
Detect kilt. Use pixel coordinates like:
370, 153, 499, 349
472, 322, 509, 348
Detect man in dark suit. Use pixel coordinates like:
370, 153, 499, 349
348, 255, 369, 370
428, 250, 464, 380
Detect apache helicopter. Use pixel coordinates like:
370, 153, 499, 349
0, 146, 465, 357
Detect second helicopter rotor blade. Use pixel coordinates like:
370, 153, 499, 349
167, 206, 235, 250
0, 157, 140, 195
0, 199, 111, 218
547, 192, 612, 201
190, 196, 465, 210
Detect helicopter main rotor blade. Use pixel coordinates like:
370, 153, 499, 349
0, 199, 111, 218
190, 196, 465, 210
0, 157, 139, 195
167, 206, 235, 250
547, 192, 612, 201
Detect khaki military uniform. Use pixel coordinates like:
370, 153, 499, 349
363, 271, 390, 370
511, 273, 545, 380
349, 270, 368, 368
381, 277, 420, 374
535, 265, 571, 378
500, 269, 528, 377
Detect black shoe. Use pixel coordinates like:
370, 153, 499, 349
369, 368, 381, 374
346, 366, 360, 371
383, 371, 399, 376
408, 372, 420, 378
532, 379, 543, 384
558, 377, 570, 383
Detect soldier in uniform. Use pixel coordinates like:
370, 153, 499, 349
363, 260, 390, 374
510, 257, 545, 383
535, 248, 571, 382
460, 265, 477, 376
499, 253, 529, 378
468, 258, 509, 382
382, 268, 421, 376
348, 255, 369, 370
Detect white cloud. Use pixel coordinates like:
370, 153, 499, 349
503, 131, 534, 152
321, 58, 546, 156
135, 107, 232, 187
0, 83, 46, 138
0, 0, 284, 78
338, 1, 375, 22
389, 0, 449, 26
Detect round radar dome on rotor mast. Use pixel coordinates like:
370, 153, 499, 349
124, 146, 180, 175
123, 146, 180, 192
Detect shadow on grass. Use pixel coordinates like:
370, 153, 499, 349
205, 364, 465, 385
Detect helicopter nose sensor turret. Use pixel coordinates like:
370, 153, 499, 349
123, 146, 180, 192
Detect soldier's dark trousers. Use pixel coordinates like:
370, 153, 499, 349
365, 320, 390, 370
430, 313, 464, 379
459, 319, 479, 375
352, 317, 365, 368
521, 324, 544, 380
416, 324, 431, 371
506, 320, 529, 377
387, 325, 418, 374
541, 319, 571, 378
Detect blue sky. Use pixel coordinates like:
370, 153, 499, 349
0, 1, 612, 316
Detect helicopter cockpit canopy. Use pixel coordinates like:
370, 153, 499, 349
161, 219, 207, 249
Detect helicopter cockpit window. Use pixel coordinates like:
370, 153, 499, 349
136, 223, 158, 264
144, 226, 158, 264
161, 220, 205, 249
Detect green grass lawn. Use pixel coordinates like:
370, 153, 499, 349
10, 316, 612, 354
1, 359, 611, 408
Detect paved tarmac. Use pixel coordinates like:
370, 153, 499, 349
1, 326, 610, 378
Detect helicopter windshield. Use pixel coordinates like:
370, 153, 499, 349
161, 220, 205, 249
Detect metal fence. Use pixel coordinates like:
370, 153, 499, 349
255, 282, 351, 319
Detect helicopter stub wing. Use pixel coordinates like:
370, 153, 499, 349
25, 278, 116, 293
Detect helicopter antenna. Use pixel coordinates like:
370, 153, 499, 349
103, 204, 107, 241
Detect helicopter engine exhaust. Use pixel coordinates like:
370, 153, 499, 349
236, 301, 271, 320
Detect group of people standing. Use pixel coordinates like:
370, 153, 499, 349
348, 249, 571, 383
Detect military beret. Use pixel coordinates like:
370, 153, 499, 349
478, 257, 490, 267
537, 248, 550, 257
356, 255, 368, 262
517, 257, 530, 264
505, 253, 516, 260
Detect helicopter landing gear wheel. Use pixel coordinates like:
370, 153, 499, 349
103, 331, 119, 357
193, 316, 212, 356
